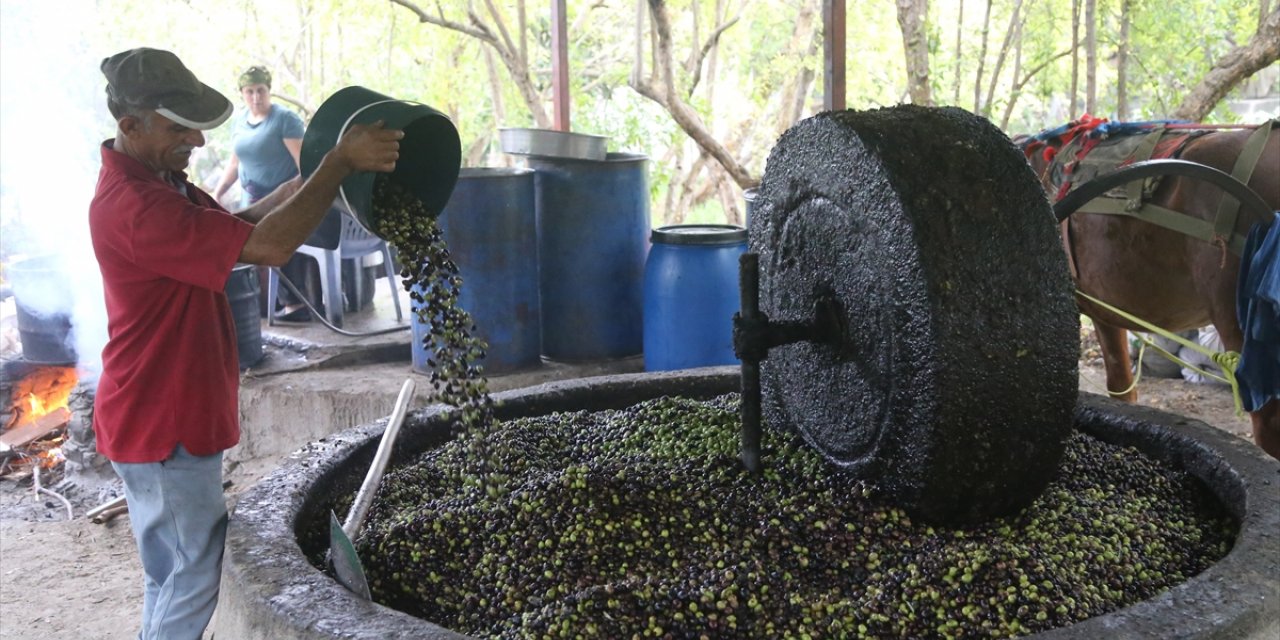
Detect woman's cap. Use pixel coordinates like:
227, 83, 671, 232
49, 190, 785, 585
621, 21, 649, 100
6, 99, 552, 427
101, 47, 232, 130
238, 65, 272, 89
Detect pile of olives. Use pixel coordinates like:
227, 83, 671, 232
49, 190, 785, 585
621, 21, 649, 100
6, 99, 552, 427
350, 393, 1234, 640
357, 177, 1233, 639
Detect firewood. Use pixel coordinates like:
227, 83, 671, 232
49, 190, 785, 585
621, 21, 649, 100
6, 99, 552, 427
86, 494, 127, 520
0, 407, 70, 448
92, 503, 129, 524
88, 479, 233, 524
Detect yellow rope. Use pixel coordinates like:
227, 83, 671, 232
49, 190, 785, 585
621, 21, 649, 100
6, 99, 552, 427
1077, 290, 1246, 416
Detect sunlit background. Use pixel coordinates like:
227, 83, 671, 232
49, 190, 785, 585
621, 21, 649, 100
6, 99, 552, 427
1, 0, 1275, 380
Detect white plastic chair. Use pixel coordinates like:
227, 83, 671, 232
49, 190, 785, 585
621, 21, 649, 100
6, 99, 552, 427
267, 213, 403, 328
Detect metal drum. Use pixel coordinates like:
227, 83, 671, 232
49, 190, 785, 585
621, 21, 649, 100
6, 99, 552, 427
411, 168, 541, 375
529, 153, 649, 361
7, 255, 75, 365
226, 264, 264, 370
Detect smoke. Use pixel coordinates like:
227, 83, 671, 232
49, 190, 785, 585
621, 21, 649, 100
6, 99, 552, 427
1, 1, 112, 378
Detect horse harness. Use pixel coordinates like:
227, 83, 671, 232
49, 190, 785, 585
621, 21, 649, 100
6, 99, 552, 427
1053, 119, 1276, 280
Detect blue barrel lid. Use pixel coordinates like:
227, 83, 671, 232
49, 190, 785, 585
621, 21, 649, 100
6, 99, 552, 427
651, 224, 747, 245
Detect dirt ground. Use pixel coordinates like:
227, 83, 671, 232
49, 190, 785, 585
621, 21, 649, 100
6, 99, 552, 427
0, 360, 1257, 640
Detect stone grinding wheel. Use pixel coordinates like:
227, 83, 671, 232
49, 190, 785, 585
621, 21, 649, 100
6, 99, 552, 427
750, 105, 1079, 525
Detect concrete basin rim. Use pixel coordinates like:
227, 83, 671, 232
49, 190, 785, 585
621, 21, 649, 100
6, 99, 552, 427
224, 371, 1280, 639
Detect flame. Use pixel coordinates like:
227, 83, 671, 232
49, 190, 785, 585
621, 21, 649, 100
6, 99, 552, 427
5, 366, 76, 430
26, 392, 49, 417
40, 443, 65, 469
0, 366, 77, 474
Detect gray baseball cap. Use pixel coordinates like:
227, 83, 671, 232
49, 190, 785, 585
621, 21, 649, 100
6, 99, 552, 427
101, 48, 232, 130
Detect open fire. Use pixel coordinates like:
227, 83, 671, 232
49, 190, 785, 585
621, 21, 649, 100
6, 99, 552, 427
2, 364, 77, 472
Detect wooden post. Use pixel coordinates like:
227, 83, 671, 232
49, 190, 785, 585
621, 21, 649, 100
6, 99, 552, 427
823, 0, 846, 111
551, 0, 570, 131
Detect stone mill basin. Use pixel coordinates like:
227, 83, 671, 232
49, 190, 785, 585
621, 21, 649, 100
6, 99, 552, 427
218, 367, 1280, 639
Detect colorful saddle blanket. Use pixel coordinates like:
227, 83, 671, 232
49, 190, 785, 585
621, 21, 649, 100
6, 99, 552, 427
1021, 115, 1210, 204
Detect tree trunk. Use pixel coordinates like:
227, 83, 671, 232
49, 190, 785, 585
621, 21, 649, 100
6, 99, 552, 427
390, 0, 552, 128
1000, 48, 1073, 130
1173, 8, 1280, 121
687, 0, 700, 74
780, 1, 819, 126
631, 0, 753, 187
999, 10, 1025, 130
1085, 0, 1097, 114
517, 0, 528, 69
484, 46, 507, 157
789, 27, 820, 125
706, 0, 723, 105
953, 0, 964, 105
896, 0, 933, 105
1068, 0, 1080, 118
1116, 0, 1131, 120
716, 167, 742, 226
974, 0, 993, 111
982, 0, 1024, 117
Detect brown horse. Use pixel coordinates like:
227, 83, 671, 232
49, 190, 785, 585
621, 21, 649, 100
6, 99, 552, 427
1024, 123, 1280, 460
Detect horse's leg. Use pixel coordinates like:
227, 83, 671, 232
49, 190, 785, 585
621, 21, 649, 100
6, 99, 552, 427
1250, 401, 1280, 461
1093, 319, 1138, 402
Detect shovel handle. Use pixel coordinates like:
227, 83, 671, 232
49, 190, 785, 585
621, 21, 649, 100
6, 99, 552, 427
342, 378, 417, 540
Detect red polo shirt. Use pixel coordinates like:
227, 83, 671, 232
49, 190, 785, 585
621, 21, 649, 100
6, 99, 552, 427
89, 141, 254, 463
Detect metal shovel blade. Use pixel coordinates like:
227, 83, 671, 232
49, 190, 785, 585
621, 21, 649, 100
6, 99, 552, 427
329, 510, 371, 600
327, 378, 417, 600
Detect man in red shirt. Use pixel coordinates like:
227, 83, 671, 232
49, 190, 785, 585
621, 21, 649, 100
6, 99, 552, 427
89, 47, 402, 640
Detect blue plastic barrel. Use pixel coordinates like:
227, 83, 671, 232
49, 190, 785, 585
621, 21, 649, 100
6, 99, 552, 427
529, 152, 649, 361
643, 224, 747, 371
410, 168, 541, 375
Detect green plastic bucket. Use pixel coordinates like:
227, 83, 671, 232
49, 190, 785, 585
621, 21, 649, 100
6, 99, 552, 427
300, 86, 461, 235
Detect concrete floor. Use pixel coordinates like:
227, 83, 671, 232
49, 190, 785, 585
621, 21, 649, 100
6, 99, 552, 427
232, 273, 643, 473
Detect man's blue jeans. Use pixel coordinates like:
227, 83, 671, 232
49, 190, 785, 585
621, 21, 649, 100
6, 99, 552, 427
112, 444, 227, 640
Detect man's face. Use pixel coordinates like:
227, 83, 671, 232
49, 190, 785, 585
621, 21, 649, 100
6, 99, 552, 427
120, 111, 205, 174
241, 84, 270, 113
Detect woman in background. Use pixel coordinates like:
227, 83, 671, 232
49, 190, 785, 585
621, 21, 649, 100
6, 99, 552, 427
214, 65, 316, 321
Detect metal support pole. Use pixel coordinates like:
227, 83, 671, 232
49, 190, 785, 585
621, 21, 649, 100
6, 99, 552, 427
738, 253, 763, 473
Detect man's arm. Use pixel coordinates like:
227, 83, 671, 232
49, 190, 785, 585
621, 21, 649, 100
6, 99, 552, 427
237, 121, 401, 266
232, 178, 300, 224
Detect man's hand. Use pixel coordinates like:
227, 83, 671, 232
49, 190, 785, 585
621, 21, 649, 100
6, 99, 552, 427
332, 120, 403, 175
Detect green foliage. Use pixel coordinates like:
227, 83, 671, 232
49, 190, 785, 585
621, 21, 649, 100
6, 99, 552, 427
60, 0, 1276, 209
